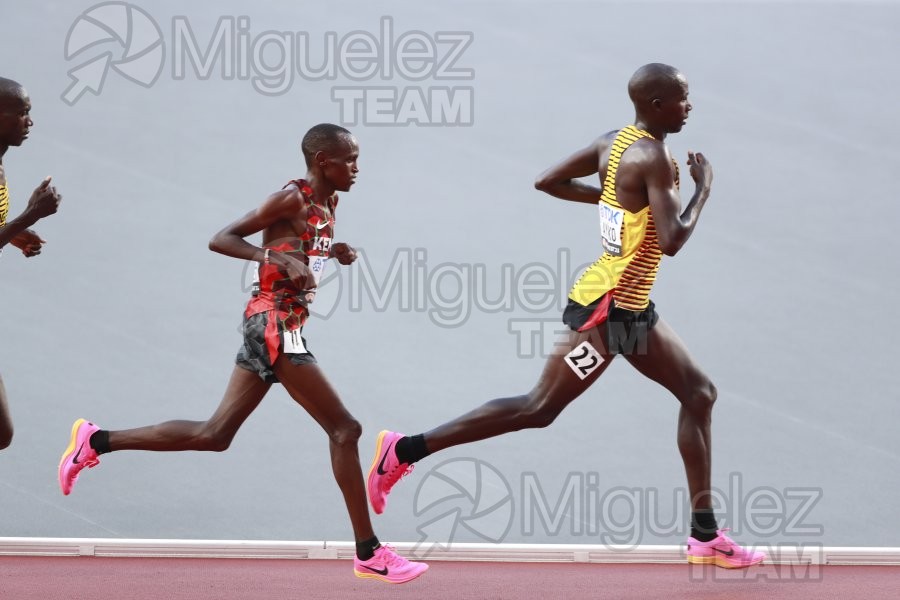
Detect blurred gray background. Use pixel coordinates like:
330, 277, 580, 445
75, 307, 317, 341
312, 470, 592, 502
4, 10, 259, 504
1, 0, 897, 549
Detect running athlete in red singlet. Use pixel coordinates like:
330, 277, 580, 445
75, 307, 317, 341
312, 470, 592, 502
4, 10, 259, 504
0, 76, 63, 450
57, 124, 428, 583
237, 177, 340, 380
367, 64, 765, 569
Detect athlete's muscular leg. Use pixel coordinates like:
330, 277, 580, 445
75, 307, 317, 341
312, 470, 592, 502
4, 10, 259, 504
273, 358, 374, 543
423, 328, 616, 454
107, 367, 271, 452
623, 318, 717, 510
0, 373, 13, 450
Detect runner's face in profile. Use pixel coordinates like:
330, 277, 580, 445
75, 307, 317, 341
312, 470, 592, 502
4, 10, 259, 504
659, 77, 691, 134
322, 135, 360, 193
0, 92, 32, 147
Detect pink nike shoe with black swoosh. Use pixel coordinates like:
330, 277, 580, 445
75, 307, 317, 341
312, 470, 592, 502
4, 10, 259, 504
686, 528, 766, 568
354, 545, 428, 583
58, 418, 101, 495
366, 430, 413, 515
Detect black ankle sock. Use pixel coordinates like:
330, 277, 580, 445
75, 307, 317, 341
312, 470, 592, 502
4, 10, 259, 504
395, 434, 429, 465
691, 509, 719, 542
90, 430, 110, 455
356, 536, 380, 561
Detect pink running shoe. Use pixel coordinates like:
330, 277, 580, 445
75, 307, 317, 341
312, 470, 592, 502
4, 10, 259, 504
58, 419, 101, 495
686, 528, 766, 569
367, 430, 413, 515
353, 545, 428, 584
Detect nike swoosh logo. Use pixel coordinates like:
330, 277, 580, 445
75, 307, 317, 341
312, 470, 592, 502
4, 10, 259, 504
72, 443, 84, 465
376, 441, 395, 475
361, 565, 388, 576
715, 548, 735, 557
314, 220, 329, 230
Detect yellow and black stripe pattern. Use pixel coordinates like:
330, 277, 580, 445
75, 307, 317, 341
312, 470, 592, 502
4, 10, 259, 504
0, 184, 9, 228
569, 125, 667, 311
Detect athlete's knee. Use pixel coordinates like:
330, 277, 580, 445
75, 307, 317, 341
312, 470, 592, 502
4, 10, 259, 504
201, 434, 232, 452
205, 435, 232, 452
198, 423, 236, 452
519, 393, 562, 429
328, 418, 362, 447
701, 380, 718, 411
528, 410, 559, 429
0, 430, 12, 450
682, 379, 717, 416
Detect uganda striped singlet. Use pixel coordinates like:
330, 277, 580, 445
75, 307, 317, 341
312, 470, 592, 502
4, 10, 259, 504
568, 125, 678, 311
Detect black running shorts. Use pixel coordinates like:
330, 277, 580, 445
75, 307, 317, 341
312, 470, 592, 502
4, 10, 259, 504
235, 312, 317, 383
562, 293, 659, 355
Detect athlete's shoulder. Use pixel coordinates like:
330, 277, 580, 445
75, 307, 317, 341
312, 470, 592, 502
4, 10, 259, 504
585, 130, 619, 163
624, 135, 670, 166
599, 129, 620, 142
596, 129, 619, 149
262, 181, 308, 219
282, 177, 312, 197
273, 185, 304, 203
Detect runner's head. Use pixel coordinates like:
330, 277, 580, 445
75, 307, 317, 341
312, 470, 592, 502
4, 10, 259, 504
301, 123, 359, 192
627, 64, 691, 134
0, 77, 32, 149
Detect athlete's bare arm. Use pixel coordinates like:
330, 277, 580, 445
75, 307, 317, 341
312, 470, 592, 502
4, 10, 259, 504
0, 176, 60, 249
534, 133, 615, 204
208, 187, 314, 289
642, 144, 713, 256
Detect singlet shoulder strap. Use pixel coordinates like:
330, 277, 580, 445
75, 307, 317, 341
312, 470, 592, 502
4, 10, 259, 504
600, 126, 654, 209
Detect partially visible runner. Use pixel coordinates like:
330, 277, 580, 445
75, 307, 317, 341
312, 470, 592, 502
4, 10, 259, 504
0, 76, 62, 450
58, 124, 427, 583
367, 64, 765, 569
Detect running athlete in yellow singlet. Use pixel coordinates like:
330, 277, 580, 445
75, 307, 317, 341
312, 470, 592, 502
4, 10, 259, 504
368, 64, 766, 569
0, 76, 63, 450
0, 78, 59, 257
570, 125, 668, 311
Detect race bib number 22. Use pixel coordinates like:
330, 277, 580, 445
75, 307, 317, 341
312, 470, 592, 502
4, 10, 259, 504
565, 341, 604, 380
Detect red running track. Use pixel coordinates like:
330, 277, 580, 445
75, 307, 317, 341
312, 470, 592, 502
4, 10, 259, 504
1, 556, 898, 599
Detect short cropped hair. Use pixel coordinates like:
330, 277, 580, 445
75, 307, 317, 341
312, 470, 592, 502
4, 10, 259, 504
301, 123, 353, 167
